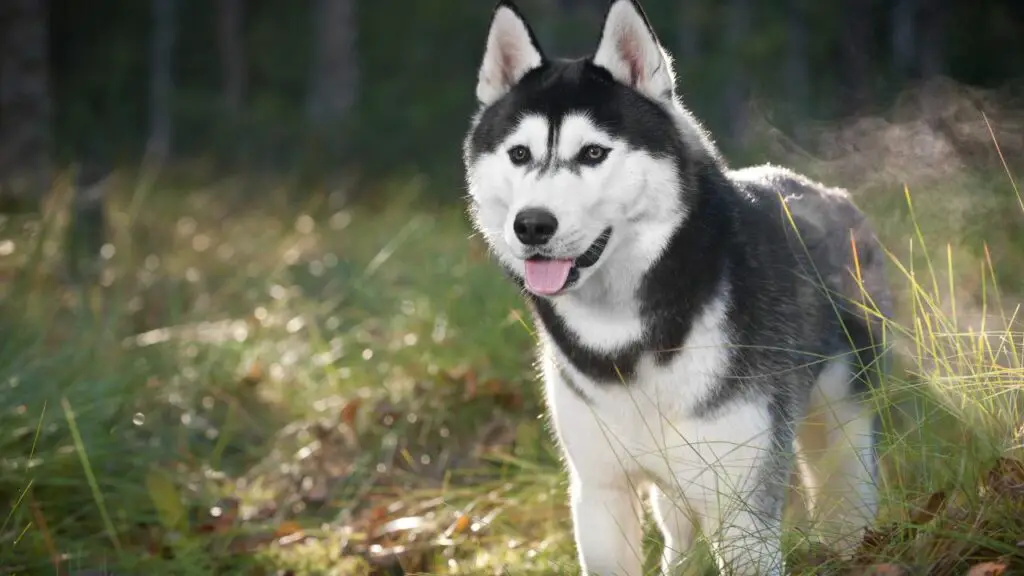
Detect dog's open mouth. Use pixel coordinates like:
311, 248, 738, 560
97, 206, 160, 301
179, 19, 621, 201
523, 228, 612, 295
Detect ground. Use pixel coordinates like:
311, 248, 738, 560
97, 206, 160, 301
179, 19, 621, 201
1, 140, 1023, 576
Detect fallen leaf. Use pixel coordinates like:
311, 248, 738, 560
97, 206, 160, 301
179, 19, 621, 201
908, 490, 946, 525
340, 397, 362, 427
852, 525, 898, 564
451, 514, 471, 535
984, 457, 1024, 498
966, 561, 1008, 576
241, 361, 264, 386
275, 521, 303, 538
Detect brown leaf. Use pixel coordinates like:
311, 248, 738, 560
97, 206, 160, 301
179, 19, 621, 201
340, 397, 361, 427
908, 490, 947, 525
451, 513, 471, 535
966, 561, 1008, 576
857, 525, 896, 553
274, 521, 303, 539
363, 504, 390, 537
984, 458, 1024, 498
241, 361, 264, 386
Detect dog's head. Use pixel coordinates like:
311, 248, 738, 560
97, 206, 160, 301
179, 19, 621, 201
462, 0, 713, 299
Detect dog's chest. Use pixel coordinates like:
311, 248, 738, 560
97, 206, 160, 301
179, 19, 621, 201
544, 292, 741, 482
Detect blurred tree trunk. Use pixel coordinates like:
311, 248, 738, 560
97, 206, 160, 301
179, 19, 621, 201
219, 0, 246, 115
307, 0, 358, 126
839, 0, 872, 115
724, 0, 750, 145
785, 0, 810, 142
147, 0, 176, 163
891, 0, 917, 80
917, 0, 947, 79
0, 0, 52, 210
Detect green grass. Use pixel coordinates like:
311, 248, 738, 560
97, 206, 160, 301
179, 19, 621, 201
0, 152, 1023, 576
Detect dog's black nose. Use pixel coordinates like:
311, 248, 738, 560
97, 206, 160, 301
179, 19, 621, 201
513, 208, 558, 246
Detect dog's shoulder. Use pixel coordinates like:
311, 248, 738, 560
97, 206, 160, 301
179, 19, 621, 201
726, 162, 892, 318
727, 163, 856, 220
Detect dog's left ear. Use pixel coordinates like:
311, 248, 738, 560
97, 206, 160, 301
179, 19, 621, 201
476, 1, 545, 106
592, 0, 676, 101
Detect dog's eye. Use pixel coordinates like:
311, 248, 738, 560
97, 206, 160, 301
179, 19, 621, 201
508, 145, 532, 166
578, 144, 610, 166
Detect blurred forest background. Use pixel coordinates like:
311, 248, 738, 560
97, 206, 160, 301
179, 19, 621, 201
2, 1, 1024, 575
2, 0, 1023, 203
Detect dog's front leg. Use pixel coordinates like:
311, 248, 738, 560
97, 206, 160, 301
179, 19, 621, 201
704, 502, 784, 576
569, 467, 645, 576
543, 359, 645, 575
687, 401, 794, 576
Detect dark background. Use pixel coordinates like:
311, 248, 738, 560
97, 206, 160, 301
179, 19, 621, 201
1, 0, 1023, 205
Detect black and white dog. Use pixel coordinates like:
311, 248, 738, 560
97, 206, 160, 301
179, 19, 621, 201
462, 1, 892, 574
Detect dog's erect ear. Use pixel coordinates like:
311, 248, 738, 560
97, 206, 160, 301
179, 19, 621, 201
476, 1, 545, 106
592, 0, 675, 100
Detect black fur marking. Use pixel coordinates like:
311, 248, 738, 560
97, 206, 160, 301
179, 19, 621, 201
556, 362, 593, 404
573, 227, 611, 269
531, 296, 643, 382
466, 58, 684, 166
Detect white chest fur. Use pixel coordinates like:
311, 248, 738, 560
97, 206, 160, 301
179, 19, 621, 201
540, 289, 772, 494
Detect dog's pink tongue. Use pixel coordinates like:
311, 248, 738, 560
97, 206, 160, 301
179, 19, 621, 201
524, 259, 573, 295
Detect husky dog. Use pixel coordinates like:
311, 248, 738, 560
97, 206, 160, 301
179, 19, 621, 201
461, 1, 892, 574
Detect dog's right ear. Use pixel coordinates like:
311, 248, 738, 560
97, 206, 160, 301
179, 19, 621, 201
476, 1, 544, 106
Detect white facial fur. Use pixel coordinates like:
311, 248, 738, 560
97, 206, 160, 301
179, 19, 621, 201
467, 0, 712, 302
466, 112, 683, 301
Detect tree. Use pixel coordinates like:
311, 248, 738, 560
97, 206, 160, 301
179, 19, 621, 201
307, 0, 359, 126
839, 0, 872, 115
785, 0, 810, 141
219, 0, 246, 116
724, 0, 751, 144
147, 0, 176, 163
917, 0, 947, 79
891, 0, 917, 80
0, 0, 52, 209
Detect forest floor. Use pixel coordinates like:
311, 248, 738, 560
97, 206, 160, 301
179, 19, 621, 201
1, 136, 1024, 576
